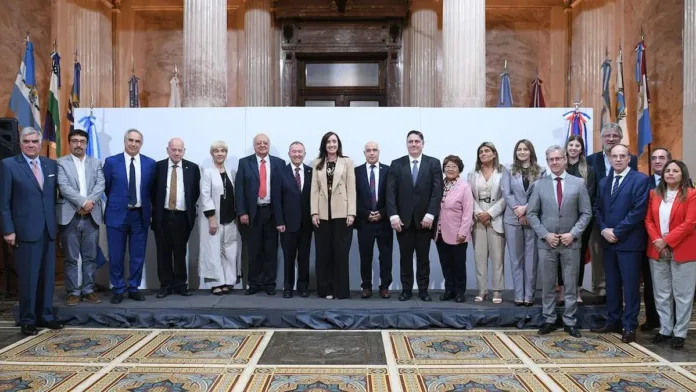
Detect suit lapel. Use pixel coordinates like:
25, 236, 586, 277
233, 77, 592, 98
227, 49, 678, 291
414, 157, 426, 186
303, 165, 311, 194
332, 158, 344, 192
67, 156, 80, 187
559, 178, 572, 211
84, 157, 93, 190
669, 191, 684, 223
610, 170, 632, 203
379, 164, 387, 200
249, 156, 260, 182
360, 165, 370, 196
17, 155, 43, 190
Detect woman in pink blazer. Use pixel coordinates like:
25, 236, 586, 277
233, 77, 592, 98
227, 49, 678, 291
435, 155, 475, 303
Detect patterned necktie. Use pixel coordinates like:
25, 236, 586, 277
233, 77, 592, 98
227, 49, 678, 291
295, 167, 301, 190
412, 160, 419, 185
612, 175, 622, 195
555, 177, 563, 209
259, 159, 267, 198
129, 157, 137, 206
168, 164, 178, 210
31, 160, 43, 190
369, 165, 377, 210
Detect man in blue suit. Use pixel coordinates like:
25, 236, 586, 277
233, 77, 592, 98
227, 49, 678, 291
272, 141, 313, 298
590, 144, 650, 343
355, 141, 393, 299
1, 127, 63, 335
236, 133, 284, 295
585, 122, 638, 305
103, 129, 156, 304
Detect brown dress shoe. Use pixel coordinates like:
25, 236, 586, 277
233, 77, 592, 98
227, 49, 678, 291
379, 288, 390, 299
66, 295, 80, 306
361, 289, 373, 299
82, 293, 102, 304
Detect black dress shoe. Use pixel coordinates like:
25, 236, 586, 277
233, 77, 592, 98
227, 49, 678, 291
538, 323, 558, 335
455, 293, 467, 303
649, 333, 671, 344
174, 288, 193, 296
593, 295, 607, 305
156, 288, 172, 299
398, 291, 413, 301
110, 293, 124, 304
266, 288, 277, 296
564, 325, 582, 338
128, 291, 146, 301
245, 288, 260, 295
38, 320, 65, 330
671, 337, 685, 349
439, 291, 456, 301
621, 330, 636, 343
299, 291, 309, 298
640, 320, 660, 331
514, 301, 524, 307
361, 289, 372, 299
590, 325, 622, 334
282, 291, 293, 298
20, 324, 38, 336
379, 288, 390, 299
419, 292, 432, 302
524, 301, 534, 307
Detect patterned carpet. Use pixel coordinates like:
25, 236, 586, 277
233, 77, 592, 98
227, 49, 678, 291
0, 326, 694, 391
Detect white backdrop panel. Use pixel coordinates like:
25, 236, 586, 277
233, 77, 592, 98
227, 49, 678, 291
75, 107, 593, 292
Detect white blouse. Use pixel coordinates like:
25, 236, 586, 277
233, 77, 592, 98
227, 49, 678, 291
659, 189, 678, 236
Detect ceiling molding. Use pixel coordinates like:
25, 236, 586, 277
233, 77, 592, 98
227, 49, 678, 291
274, 0, 410, 19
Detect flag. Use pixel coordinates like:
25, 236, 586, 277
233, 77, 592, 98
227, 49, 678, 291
9, 39, 42, 132
600, 58, 612, 131
67, 60, 81, 132
168, 74, 181, 107
128, 73, 140, 108
635, 40, 652, 156
497, 69, 513, 107
529, 77, 546, 107
564, 109, 592, 153
43, 51, 61, 158
615, 50, 629, 145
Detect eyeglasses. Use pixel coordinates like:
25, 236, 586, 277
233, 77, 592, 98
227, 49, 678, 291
547, 157, 565, 163
70, 139, 88, 145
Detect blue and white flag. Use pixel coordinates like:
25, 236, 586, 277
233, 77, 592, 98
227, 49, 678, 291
600, 59, 612, 131
9, 39, 42, 132
497, 68, 513, 107
615, 50, 629, 145
635, 40, 652, 156
128, 73, 140, 108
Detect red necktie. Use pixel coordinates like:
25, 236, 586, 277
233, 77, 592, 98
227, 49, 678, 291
295, 167, 301, 190
555, 177, 563, 208
259, 159, 267, 199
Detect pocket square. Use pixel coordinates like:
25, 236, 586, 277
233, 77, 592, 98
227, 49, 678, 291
48, 174, 56, 177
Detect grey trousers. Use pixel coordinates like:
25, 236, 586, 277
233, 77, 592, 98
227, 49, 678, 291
59, 215, 99, 296
504, 223, 538, 302
649, 258, 696, 338
540, 247, 580, 326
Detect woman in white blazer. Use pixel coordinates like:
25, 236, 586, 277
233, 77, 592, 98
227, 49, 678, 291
467, 142, 507, 303
198, 141, 240, 295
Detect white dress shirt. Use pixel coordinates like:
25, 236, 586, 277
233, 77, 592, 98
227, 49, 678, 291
72, 154, 88, 199
659, 189, 677, 236
366, 162, 380, 203
256, 154, 271, 205
124, 152, 142, 207
603, 153, 612, 176
164, 158, 186, 211
551, 170, 567, 202
292, 164, 304, 192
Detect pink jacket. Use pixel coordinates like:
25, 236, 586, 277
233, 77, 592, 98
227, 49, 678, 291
434, 179, 474, 245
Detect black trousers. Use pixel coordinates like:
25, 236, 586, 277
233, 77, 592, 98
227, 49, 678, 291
281, 226, 312, 293
154, 210, 191, 289
246, 205, 278, 290
314, 218, 353, 299
558, 218, 593, 287
396, 223, 432, 292
357, 228, 393, 290
436, 238, 468, 294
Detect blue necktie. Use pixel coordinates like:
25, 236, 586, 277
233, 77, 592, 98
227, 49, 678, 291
612, 175, 622, 195
128, 157, 137, 206
412, 160, 419, 185
369, 165, 377, 210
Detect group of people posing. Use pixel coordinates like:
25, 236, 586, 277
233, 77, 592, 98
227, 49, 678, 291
1, 124, 694, 350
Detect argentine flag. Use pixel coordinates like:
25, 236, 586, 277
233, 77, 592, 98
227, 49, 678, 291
9, 40, 42, 132
635, 40, 652, 156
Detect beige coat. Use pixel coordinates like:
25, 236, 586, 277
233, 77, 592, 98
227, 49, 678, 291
310, 157, 357, 220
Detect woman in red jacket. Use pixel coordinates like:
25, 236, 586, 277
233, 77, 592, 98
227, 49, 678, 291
644, 160, 696, 349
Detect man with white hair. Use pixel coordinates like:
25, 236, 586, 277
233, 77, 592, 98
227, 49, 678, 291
1, 127, 63, 335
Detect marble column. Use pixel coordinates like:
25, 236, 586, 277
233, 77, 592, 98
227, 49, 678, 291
408, 0, 438, 107
183, 0, 227, 107
245, 0, 274, 106
683, 1, 696, 171
442, 0, 485, 107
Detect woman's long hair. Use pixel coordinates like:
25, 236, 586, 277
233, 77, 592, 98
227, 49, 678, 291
475, 141, 503, 172
511, 139, 542, 182
565, 135, 589, 184
316, 131, 345, 171
655, 160, 692, 203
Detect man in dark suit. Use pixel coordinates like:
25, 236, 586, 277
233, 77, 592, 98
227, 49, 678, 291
590, 144, 650, 343
1, 127, 63, 335
585, 122, 638, 305
272, 141, 312, 298
104, 129, 156, 304
152, 138, 200, 298
386, 130, 443, 302
355, 141, 393, 299
236, 133, 284, 296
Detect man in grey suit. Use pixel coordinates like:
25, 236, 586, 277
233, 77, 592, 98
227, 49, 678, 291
56, 129, 105, 306
527, 145, 591, 338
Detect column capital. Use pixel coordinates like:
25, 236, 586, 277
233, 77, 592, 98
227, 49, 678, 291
410, 0, 440, 12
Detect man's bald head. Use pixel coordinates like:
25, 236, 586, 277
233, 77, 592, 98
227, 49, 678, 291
167, 137, 185, 163
364, 141, 380, 165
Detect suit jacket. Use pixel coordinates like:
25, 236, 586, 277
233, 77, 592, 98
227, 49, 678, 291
235, 154, 284, 221
527, 174, 592, 249
310, 157, 357, 220
386, 154, 443, 229
644, 188, 696, 262
467, 169, 506, 234
354, 162, 390, 233
586, 151, 638, 192
56, 154, 105, 226
594, 168, 650, 251
152, 158, 200, 231
272, 163, 313, 232
434, 179, 474, 244
103, 152, 157, 228
501, 165, 545, 226
0, 155, 58, 242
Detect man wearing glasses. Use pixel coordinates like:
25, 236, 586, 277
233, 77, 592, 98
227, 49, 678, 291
56, 129, 105, 307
